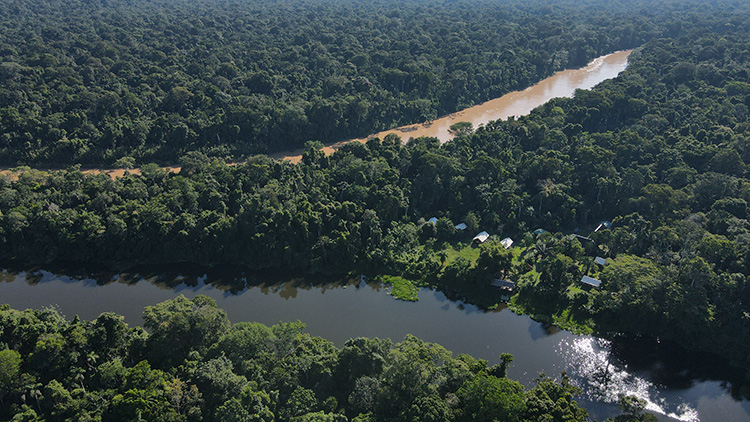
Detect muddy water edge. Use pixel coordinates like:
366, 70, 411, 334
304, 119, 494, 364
0, 50, 632, 177
271, 49, 632, 163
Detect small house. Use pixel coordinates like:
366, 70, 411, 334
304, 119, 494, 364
532, 228, 548, 235
427, 217, 438, 225
500, 237, 514, 249
580, 275, 602, 288
594, 257, 607, 266
491, 279, 515, 292
473, 231, 490, 243
455, 223, 467, 231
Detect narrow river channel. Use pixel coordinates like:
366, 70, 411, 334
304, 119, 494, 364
1, 268, 748, 422
0, 50, 632, 176
271, 49, 632, 163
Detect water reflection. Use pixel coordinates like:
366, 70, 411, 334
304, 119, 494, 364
609, 334, 750, 401
560, 337, 699, 422
3, 263, 368, 296
528, 322, 563, 341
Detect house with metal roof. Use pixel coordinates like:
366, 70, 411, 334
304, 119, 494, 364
581, 275, 602, 288
473, 231, 490, 243
491, 279, 515, 292
595, 221, 612, 232
500, 237, 513, 249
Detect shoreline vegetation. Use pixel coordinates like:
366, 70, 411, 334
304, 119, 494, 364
0, 297, 657, 422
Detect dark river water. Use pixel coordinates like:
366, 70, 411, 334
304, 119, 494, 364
1, 267, 748, 422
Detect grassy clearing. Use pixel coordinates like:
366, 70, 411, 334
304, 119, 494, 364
441, 243, 481, 268
381, 275, 419, 301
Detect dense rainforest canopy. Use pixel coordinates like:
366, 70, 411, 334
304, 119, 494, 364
4, 296, 650, 422
0, 0, 736, 165
2, 0, 750, 418
3, 4, 750, 381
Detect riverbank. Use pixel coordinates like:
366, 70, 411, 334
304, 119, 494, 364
3, 233, 748, 393
0, 296, 603, 422
269, 49, 632, 163
1, 266, 748, 421
0, 50, 631, 178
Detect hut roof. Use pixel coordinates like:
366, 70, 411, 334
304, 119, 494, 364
571, 234, 595, 243
581, 275, 602, 288
500, 237, 514, 249
491, 279, 515, 290
595, 221, 612, 232
473, 231, 490, 243
455, 223, 467, 230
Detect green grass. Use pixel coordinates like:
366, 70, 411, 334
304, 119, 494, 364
381, 275, 419, 301
440, 243, 481, 268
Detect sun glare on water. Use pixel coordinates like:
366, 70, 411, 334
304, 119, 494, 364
559, 337, 700, 422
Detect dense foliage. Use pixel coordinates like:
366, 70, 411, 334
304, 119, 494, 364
0, 0, 731, 165
0, 296, 604, 421
3, 6, 750, 380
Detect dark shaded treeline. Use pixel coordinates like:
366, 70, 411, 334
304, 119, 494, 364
0, 297, 654, 421
0, 0, 743, 166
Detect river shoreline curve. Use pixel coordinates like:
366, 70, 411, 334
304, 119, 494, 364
0, 50, 632, 179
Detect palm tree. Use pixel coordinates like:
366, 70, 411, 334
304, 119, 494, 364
536, 179, 558, 216
524, 235, 557, 261
24, 383, 42, 413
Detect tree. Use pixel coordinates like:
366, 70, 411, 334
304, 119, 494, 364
193, 356, 248, 408
537, 253, 580, 294
0, 349, 21, 406
279, 386, 318, 420
215, 386, 275, 422
709, 148, 745, 177
88, 312, 131, 361
456, 372, 525, 422
449, 122, 474, 137
164, 378, 203, 421
605, 395, 658, 422
337, 337, 391, 393
143, 295, 230, 368
377, 335, 452, 418
208, 322, 275, 370
405, 395, 453, 422
489, 353, 514, 378
435, 217, 455, 241
522, 373, 588, 422
348, 377, 380, 415
477, 241, 513, 276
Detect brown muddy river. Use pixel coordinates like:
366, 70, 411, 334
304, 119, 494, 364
272, 49, 632, 163
0, 50, 632, 176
